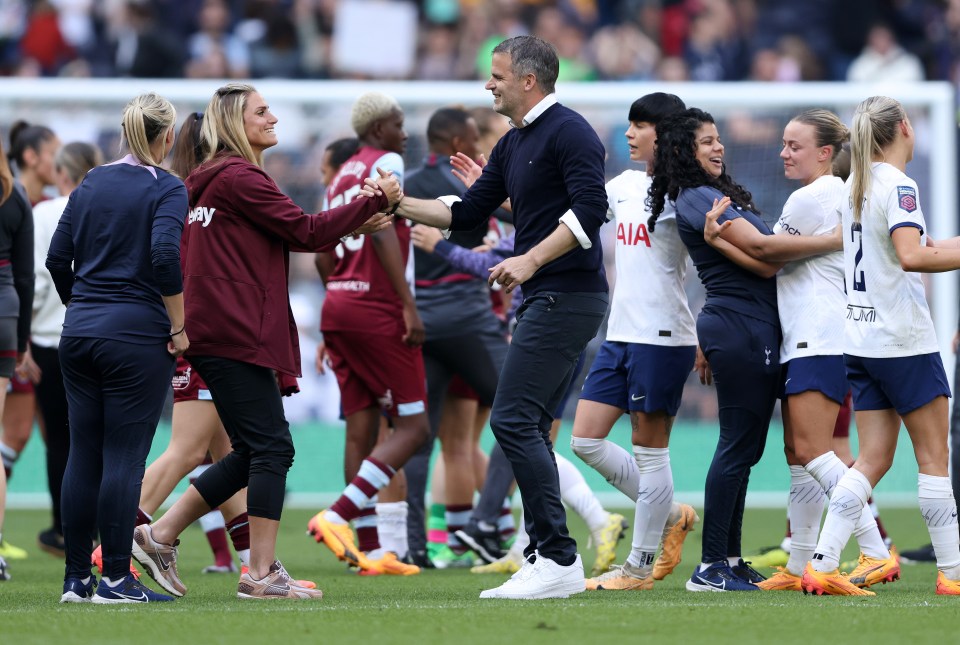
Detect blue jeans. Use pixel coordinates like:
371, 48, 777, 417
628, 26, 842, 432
489, 291, 607, 566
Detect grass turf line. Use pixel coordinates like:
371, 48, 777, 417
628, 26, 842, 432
0, 507, 955, 645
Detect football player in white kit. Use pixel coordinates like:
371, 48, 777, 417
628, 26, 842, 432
569, 93, 701, 591
702, 109, 894, 593
800, 96, 960, 596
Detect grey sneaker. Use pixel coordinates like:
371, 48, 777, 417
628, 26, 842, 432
131, 524, 186, 597
237, 560, 323, 600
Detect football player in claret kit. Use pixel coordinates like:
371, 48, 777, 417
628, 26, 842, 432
800, 96, 960, 596
308, 92, 426, 576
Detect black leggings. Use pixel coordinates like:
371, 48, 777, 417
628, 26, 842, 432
189, 355, 294, 521
32, 343, 70, 534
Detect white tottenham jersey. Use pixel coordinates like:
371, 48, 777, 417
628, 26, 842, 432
605, 170, 696, 346
774, 176, 846, 362
841, 162, 937, 358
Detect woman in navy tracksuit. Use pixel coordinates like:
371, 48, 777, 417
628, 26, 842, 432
48, 93, 188, 604
648, 108, 780, 592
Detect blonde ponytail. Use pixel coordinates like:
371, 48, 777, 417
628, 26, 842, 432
121, 93, 177, 167
849, 96, 905, 223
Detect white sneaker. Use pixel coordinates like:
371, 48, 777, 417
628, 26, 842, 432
479, 552, 586, 599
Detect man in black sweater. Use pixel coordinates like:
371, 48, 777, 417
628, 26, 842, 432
394, 35, 608, 599
402, 107, 510, 567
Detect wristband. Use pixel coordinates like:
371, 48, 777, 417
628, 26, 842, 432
170, 326, 185, 338
388, 195, 403, 216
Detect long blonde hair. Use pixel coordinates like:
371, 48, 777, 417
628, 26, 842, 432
121, 93, 177, 167
201, 83, 261, 167
849, 96, 906, 223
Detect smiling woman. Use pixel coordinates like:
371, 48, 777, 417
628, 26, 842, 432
128, 82, 403, 602
648, 107, 781, 592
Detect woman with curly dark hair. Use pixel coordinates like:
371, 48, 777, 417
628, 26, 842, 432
648, 107, 781, 592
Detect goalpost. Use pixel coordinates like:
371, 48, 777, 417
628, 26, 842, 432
1, 79, 954, 507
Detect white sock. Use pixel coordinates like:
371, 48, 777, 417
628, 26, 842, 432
805, 451, 887, 559
804, 451, 848, 498
918, 473, 960, 572
198, 509, 226, 532
727, 556, 740, 567
80, 576, 91, 585
324, 509, 348, 525
812, 468, 871, 572
570, 436, 640, 502
102, 577, 123, 587
556, 452, 609, 532
626, 446, 672, 570
238, 548, 250, 566
785, 465, 824, 575
851, 508, 889, 559
780, 535, 792, 553
376, 501, 409, 558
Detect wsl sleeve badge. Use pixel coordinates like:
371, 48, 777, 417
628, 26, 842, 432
897, 186, 917, 213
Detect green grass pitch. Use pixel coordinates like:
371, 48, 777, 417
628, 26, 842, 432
0, 507, 957, 645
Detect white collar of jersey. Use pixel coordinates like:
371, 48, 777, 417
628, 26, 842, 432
512, 94, 558, 129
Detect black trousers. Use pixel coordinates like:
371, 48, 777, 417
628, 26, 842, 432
59, 337, 173, 581
32, 342, 70, 534
696, 306, 780, 563
189, 355, 294, 522
490, 291, 607, 566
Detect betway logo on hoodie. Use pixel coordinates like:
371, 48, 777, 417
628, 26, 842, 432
188, 206, 216, 227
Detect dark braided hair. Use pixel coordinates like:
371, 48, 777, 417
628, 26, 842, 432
646, 108, 757, 232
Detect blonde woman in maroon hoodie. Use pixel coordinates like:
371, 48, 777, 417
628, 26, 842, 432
131, 83, 401, 601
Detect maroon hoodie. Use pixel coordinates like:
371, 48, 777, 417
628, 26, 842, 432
183, 154, 387, 376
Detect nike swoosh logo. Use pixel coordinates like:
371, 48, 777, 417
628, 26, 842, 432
785, 378, 791, 385
156, 552, 170, 572
617, 198, 628, 203
631, 395, 645, 401
118, 590, 148, 601
700, 576, 725, 589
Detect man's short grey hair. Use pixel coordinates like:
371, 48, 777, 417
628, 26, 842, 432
492, 36, 559, 95
351, 91, 401, 137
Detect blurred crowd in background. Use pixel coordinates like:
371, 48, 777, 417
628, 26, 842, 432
1, 0, 952, 423
2, 0, 960, 85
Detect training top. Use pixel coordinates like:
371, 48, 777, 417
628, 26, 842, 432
676, 184, 778, 324
841, 162, 937, 358
321, 145, 411, 335
0, 183, 33, 352
46, 156, 184, 344
605, 170, 695, 346
448, 99, 608, 296
775, 176, 846, 361
183, 153, 386, 375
